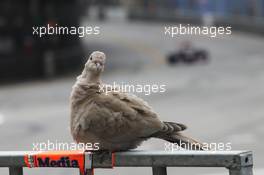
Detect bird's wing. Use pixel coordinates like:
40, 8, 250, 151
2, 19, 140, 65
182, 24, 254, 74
79, 91, 163, 142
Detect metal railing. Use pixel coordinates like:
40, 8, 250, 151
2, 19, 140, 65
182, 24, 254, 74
0, 150, 253, 175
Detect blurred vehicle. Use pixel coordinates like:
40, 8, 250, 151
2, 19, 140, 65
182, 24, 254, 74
167, 41, 209, 65
0, 0, 86, 81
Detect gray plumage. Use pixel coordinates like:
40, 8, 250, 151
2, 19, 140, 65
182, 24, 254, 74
70, 51, 205, 151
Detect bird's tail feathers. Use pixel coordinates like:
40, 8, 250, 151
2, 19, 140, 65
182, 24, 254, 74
154, 131, 209, 150
165, 133, 210, 150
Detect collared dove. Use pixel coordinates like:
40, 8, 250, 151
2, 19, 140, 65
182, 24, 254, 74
70, 51, 206, 151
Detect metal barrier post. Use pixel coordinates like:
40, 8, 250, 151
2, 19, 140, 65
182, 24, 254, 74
152, 167, 167, 175
229, 167, 253, 175
84, 169, 93, 175
9, 167, 23, 175
228, 151, 253, 175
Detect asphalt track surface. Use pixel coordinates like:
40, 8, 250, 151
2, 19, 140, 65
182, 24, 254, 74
0, 16, 264, 175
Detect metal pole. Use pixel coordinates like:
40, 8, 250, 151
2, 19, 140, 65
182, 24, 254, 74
229, 166, 253, 175
84, 169, 93, 175
152, 167, 167, 175
9, 167, 23, 175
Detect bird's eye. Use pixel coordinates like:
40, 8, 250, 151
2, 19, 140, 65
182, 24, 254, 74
90, 57, 93, 60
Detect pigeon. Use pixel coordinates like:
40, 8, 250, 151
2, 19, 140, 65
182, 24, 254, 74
70, 51, 206, 151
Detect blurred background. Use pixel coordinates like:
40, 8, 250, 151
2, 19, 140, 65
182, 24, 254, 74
1, 0, 264, 174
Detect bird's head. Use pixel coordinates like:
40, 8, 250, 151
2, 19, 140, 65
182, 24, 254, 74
85, 51, 106, 74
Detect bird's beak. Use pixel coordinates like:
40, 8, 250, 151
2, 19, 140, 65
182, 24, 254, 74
96, 63, 100, 68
